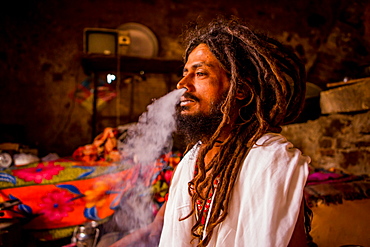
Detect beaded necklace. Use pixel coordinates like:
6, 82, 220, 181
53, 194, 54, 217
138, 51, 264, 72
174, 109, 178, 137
193, 165, 220, 238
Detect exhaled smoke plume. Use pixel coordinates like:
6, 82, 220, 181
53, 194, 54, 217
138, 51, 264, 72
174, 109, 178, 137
110, 88, 186, 236
122, 88, 185, 166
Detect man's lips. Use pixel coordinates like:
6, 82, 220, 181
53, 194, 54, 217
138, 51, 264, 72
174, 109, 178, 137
180, 97, 195, 106
178, 92, 199, 109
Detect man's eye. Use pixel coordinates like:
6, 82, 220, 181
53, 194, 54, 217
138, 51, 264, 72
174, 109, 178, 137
196, 72, 205, 76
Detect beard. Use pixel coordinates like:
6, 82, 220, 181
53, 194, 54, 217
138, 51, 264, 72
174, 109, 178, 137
175, 92, 227, 146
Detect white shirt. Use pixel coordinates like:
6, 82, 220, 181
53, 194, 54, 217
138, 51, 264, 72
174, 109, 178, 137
159, 133, 310, 247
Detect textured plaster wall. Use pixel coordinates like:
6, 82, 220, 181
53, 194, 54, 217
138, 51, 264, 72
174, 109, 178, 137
0, 0, 370, 157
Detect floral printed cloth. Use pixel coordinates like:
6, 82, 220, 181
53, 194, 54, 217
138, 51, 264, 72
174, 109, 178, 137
0, 151, 181, 241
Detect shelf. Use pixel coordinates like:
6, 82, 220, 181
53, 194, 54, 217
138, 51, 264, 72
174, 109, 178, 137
80, 54, 184, 141
81, 54, 184, 75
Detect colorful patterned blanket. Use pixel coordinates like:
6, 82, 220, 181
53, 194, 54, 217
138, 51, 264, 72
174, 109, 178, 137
0, 152, 181, 241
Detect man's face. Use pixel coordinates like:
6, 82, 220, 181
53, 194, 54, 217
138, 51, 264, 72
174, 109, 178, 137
175, 44, 230, 144
177, 44, 230, 116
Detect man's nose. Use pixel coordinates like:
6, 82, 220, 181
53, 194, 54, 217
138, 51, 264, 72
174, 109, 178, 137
177, 75, 192, 91
177, 78, 185, 89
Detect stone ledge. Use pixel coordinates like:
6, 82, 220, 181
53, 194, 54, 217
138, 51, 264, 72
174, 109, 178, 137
320, 78, 370, 114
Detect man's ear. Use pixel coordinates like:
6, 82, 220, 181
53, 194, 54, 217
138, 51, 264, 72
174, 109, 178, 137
236, 89, 247, 100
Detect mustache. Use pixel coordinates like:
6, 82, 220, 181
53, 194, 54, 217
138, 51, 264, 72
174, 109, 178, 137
182, 92, 199, 102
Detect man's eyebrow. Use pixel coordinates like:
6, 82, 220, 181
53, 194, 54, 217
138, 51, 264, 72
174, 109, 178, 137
183, 62, 214, 73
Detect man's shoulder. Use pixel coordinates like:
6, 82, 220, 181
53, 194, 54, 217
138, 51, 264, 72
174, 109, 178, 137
254, 133, 289, 148
249, 132, 310, 165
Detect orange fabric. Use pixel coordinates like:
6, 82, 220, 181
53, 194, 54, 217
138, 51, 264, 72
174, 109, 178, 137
1, 172, 121, 229
0, 161, 137, 240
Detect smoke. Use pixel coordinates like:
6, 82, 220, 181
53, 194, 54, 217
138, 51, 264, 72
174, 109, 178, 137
109, 88, 186, 237
122, 88, 185, 166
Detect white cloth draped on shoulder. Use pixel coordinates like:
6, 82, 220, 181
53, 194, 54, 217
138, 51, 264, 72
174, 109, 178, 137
159, 133, 310, 247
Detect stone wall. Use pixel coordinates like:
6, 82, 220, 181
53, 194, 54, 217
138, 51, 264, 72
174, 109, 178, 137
282, 79, 370, 175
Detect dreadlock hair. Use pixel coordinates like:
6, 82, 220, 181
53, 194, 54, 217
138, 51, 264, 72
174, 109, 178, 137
179, 16, 306, 246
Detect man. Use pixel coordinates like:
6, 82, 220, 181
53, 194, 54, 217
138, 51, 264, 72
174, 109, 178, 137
111, 17, 310, 247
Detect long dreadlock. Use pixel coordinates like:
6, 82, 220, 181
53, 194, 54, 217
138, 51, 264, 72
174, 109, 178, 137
179, 17, 306, 246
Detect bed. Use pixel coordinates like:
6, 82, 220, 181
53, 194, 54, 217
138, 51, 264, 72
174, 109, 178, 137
0, 127, 181, 244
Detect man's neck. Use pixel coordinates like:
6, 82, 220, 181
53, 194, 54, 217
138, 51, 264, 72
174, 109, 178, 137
202, 130, 230, 165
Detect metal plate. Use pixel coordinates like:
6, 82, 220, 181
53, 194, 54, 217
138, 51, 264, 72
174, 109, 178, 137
0, 152, 12, 168
117, 22, 159, 58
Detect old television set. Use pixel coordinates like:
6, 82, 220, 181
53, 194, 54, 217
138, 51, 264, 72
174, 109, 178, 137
83, 28, 118, 55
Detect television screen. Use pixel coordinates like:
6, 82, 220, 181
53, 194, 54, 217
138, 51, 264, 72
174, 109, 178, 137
84, 28, 118, 55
